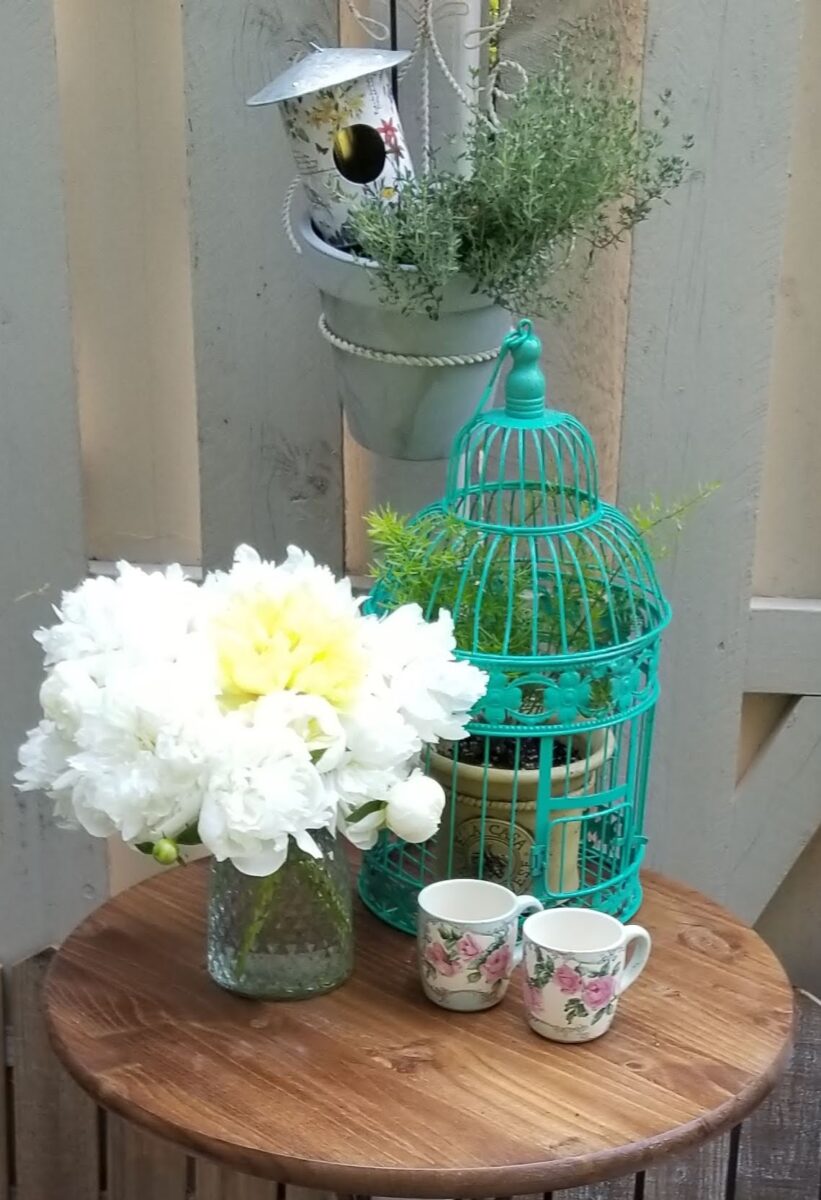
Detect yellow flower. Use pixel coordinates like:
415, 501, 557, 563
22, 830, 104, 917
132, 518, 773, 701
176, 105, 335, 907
214, 587, 365, 710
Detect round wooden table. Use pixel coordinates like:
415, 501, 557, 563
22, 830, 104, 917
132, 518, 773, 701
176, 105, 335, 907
45, 860, 793, 1197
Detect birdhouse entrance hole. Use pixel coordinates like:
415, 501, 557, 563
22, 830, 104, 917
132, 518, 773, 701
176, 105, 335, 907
332, 124, 386, 184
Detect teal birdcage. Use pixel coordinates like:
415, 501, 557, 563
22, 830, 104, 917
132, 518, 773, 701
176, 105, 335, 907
359, 320, 671, 933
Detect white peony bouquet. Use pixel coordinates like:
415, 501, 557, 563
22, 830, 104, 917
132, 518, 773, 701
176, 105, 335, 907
17, 545, 487, 876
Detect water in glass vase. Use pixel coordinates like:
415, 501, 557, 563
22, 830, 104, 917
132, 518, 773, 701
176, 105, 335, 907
207, 828, 353, 999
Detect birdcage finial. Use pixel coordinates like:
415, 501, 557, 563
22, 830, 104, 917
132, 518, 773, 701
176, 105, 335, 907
504, 319, 545, 420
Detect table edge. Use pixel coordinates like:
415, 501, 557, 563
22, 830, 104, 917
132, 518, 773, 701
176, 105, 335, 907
44, 953, 795, 1198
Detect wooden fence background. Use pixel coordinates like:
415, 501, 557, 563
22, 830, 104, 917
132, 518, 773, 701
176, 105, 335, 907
2, 957, 819, 1200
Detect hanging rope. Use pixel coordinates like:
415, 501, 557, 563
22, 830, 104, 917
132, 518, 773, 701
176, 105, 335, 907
318, 313, 502, 367
342, 0, 391, 42
282, 178, 302, 255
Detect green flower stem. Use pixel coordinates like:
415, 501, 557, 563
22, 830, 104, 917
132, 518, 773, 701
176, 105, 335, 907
233, 851, 351, 984
299, 855, 353, 935
235, 870, 282, 982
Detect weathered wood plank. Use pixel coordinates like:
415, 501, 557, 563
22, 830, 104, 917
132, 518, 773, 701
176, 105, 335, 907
181, 0, 344, 572
108, 1115, 188, 1200
745, 597, 821, 696
0, 0, 109, 968
554, 1176, 636, 1198
0, 967, 8, 1200
10, 952, 99, 1200
197, 1161, 281, 1199
618, 0, 803, 904
731, 696, 821, 922
642, 1131, 734, 1198
735, 991, 821, 1199
503, 0, 647, 506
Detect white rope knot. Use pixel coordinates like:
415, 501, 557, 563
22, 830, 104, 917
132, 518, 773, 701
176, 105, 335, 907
318, 313, 500, 367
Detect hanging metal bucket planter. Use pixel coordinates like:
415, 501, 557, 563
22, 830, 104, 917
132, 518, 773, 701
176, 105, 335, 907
295, 202, 511, 460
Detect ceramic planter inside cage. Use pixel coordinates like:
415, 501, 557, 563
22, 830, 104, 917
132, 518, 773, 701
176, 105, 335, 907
295, 204, 511, 461
429, 730, 615, 897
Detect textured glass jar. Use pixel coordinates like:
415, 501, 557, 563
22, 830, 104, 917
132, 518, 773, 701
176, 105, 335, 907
207, 829, 353, 999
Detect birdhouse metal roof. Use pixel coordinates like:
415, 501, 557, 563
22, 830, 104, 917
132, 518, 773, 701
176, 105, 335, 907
247, 46, 411, 107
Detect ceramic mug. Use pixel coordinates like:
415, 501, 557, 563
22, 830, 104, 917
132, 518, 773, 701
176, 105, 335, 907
522, 907, 651, 1042
417, 879, 542, 1012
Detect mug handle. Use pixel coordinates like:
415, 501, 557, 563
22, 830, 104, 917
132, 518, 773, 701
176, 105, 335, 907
512, 895, 543, 965
618, 924, 652, 994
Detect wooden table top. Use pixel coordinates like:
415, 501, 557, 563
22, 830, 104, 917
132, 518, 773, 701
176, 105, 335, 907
45, 860, 793, 1197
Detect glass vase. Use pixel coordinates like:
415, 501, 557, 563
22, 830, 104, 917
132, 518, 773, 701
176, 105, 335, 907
207, 829, 353, 999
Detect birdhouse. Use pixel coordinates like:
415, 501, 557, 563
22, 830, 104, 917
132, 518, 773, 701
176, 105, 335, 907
249, 46, 414, 249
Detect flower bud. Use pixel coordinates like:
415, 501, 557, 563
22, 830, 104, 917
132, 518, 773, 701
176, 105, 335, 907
152, 838, 179, 865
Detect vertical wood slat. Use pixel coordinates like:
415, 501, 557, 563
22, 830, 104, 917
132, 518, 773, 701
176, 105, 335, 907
618, 0, 803, 904
642, 1130, 735, 1198
181, 0, 344, 573
108, 1115, 188, 1200
0, 0, 109, 973
554, 1176, 637, 1198
735, 991, 821, 1199
10, 952, 99, 1200
0, 967, 7, 1200
196, 1162, 280, 1199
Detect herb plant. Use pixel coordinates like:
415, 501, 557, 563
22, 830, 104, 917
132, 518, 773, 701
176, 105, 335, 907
347, 29, 691, 318
367, 487, 714, 661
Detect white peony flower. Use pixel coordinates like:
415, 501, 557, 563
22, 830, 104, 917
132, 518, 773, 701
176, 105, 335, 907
35, 563, 205, 667
384, 770, 446, 843
340, 695, 421, 769
198, 715, 334, 875
361, 606, 487, 740
253, 691, 347, 772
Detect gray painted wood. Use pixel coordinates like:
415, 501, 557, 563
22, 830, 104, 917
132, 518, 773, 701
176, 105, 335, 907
0, 967, 5, 1200
643, 1132, 733, 1198
731, 695, 821, 922
108, 1116, 189, 1200
735, 991, 821, 1198
0, 0, 109, 965
555, 1178, 636, 1198
197, 1162, 281, 1199
745, 597, 821, 695
182, 0, 344, 572
618, 0, 803, 904
10, 952, 99, 1200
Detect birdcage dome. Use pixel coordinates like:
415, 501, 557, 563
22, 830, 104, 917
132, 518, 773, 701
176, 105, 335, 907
361, 320, 671, 933
369, 321, 670, 733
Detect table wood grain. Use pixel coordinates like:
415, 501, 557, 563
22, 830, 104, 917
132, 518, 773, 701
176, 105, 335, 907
44, 861, 793, 1197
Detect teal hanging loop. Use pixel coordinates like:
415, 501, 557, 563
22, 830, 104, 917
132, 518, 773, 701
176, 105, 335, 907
469, 319, 547, 421
504, 319, 546, 420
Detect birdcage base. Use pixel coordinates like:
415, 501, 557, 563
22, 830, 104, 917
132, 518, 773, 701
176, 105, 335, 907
358, 829, 646, 936
428, 731, 614, 897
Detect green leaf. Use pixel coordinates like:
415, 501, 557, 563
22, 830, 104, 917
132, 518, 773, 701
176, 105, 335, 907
564, 997, 588, 1022
467, 971, 481, 983
176, 824, 202, 846
346, 799, 386, 824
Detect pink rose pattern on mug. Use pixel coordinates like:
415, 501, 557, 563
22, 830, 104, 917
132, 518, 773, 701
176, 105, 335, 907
421, 921, 515, 1008
521, 909, 650, 1041
524, 944, 620, 1036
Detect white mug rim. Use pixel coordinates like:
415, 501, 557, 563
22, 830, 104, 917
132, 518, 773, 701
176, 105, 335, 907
523, 906, 626, 954
418, 878, 520, 926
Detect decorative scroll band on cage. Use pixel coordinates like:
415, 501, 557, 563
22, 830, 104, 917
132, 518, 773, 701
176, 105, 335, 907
359, 320, 671, 933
